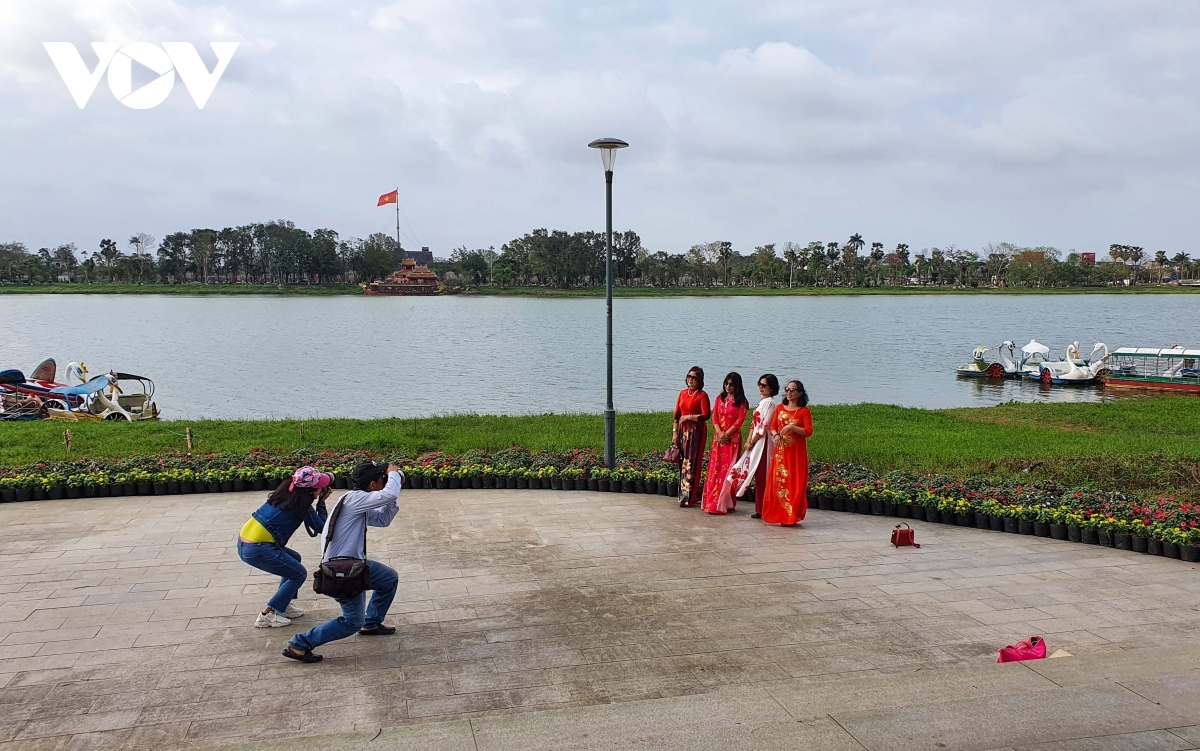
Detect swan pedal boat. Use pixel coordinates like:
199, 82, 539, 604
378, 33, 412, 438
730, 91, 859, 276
955, 340, 1049, 379
1021, 341, 1111, 386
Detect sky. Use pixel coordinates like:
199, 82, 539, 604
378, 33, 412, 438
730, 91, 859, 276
1, 0, 1198, 259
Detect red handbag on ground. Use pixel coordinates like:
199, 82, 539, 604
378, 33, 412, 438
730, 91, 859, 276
890, 523, 920, 548
997, 636, 1046, 663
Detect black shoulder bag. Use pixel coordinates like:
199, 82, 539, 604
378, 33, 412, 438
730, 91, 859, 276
312, 498, 373, 599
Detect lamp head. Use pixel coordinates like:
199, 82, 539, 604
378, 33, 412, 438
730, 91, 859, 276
588, 138, 629, 172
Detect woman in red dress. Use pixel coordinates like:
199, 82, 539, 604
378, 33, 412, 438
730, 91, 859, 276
701, 372, 748, 514
673, 366, 711, 508
761, 380, 813, 526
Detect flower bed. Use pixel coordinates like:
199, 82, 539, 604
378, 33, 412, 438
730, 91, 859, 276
809, 463, 1200, 563
0, 447, 680, 502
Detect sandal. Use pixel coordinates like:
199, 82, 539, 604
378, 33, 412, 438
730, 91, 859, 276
282, 646, 323, 663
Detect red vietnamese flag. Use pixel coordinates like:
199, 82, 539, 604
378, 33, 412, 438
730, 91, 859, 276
377, 189, 398, 207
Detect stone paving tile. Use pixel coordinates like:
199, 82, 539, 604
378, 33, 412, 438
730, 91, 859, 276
2, 491, 1200, 748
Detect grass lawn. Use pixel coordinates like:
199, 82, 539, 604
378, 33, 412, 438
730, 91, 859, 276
3, 397, 1197, 497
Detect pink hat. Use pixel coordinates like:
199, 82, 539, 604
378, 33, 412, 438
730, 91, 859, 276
289, 466, 332, 492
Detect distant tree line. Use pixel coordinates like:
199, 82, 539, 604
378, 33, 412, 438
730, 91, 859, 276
1, 225, 1195, 289
0, 222, 405, 286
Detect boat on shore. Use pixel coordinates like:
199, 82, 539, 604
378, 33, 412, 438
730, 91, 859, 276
1104, 347, 1200, 393
362, 259, 443, 296
0, 359, 159, 421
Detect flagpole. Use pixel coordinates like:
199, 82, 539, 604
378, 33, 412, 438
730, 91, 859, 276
394, 188, 401, 252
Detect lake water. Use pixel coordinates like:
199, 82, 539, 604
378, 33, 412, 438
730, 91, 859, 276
3, 294, 1198, 419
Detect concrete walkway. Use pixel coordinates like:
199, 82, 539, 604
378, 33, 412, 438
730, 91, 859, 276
1, 488, 1199, 750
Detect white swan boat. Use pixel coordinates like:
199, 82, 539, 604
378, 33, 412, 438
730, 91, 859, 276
1023, 341, 1110, 385
956, 340, 1050, 379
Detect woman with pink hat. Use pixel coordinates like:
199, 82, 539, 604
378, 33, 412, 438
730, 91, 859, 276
237, 466, 333, 628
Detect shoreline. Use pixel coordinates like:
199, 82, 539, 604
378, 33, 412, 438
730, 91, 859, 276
2, 398, 1197, 499
1, 283, 1197, 298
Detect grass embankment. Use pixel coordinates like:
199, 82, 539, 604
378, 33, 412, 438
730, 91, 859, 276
3, 397, 1197, 498
2, 283, 1195, 297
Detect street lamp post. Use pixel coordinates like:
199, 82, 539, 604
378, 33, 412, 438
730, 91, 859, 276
588, 137, 628, 470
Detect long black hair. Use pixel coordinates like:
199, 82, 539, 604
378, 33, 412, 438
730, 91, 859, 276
685, 366, 705, 390
719, 372, 748, 408
266, 483, 318, 519
784, 380, 809, 408
758, 373, 780, 397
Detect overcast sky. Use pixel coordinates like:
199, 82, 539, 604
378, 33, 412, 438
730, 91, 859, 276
2, 0, 1198, 259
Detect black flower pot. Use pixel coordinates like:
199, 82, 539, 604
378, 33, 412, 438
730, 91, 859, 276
897, 504, 912, 519
97, 484, 112, 497
153, 483, 167, 495
218, 481, 232, 493
1114, 533, 1132, 550
667, 482, 679, 496
598, 479, 610, 492
925, 507, 941, 524
658, 481, 668, 495
974, 511, 990, 529
621, 480, 632, 493
1180, 545, 1200, 563
586, 479, 598, 491
956, 513, 972, 527
420, 476, 432, 489
236, 480, 251, 492
817, 496, 834, 511
1034, 522, 1050, 537
472, 477, 483, 489
450, 478, 462, 489
167, 481, 180, 494
178, 481, 193, 494
1163, 541, 1180, 559
84, 485, 97, 498
252, 478, 266, 491
47, 486, 64, 500
832, 497, 847, 512
989, 515, 1004, 531
635, 480, 647, 494
1050, 523, 1068, 540
1082, 528, 1099, 545
0, 489, 14, 503
1003, 517, 1019, 534
1097, 530, 1113, 546
548, 478, 560, 490
504, 476, 516, 489
1018, 519, 1034, 535
1147, 538, 1163, 556
67, 486, 82, 499
871, 499, 885, 516
334, 476, 347, 489
1131, 536, 1148, 554
109, 483, 124, 496
266, 478, 281, 490
32, 488, 46, 500
139, 482, 155, 495
15, 488, 32, 502
123, 483, 138, 495
852, 498, 868, 514
884, 502, 897, 516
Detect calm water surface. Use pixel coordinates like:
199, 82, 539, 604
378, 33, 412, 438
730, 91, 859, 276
4, 294, 1198, 419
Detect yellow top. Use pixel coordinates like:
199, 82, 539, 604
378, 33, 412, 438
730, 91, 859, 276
239, 517, 275, 543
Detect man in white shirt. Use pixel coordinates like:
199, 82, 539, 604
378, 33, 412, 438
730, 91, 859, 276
283, 460, 401, 663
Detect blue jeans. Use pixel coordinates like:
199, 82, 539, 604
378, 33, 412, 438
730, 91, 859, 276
289, 560, 398, 651
237, 540, 307, 614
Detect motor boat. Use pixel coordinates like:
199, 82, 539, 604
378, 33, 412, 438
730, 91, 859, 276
1024, 342, 1110, 385
1104, 347, 1200, 393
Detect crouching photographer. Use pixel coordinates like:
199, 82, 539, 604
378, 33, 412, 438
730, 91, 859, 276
283, 460, 402, 663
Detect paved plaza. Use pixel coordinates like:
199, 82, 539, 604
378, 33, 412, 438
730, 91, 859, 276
2, 488, 1200, 750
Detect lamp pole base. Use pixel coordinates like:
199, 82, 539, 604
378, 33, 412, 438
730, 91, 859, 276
603, 408, 616, 469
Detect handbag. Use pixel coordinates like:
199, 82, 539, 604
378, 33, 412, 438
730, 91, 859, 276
312, 498, 372, 599
997, 636, 1046, 663
663, 436, 681, 465
890, 523, 920, 548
